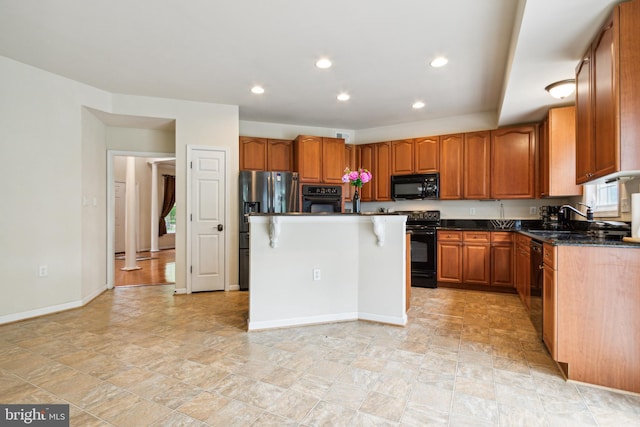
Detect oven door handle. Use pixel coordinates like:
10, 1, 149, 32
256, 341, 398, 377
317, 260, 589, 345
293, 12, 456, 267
409, 229, 436, 236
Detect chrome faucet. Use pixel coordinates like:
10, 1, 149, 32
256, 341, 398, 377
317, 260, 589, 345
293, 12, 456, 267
560, 203, 594, 221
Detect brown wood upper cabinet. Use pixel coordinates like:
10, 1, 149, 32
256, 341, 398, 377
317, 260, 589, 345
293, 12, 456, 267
374, 142, 392, 201
391, 137, 439, 175
293, 135, 345, 184
390, 139, 414, 175
439, 132, 490, 200
575, 0, 640, 183
239, 137, 293, 171
490, 126, 536, 199
414, 136, 439, 173
358, 144, 375, 201
539, 106, 581, 197
239, 136, 268, 170
438, 134, 464, 199
464, 131, 491, 199
267, 139, 293, 171
343, 144, 358, 201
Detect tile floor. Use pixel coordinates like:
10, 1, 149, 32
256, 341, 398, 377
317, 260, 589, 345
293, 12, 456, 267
1, 285, 639, 426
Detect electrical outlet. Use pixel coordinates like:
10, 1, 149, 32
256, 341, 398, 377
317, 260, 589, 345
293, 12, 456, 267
469, 208, 476, 215
313, 269, 321, 281
530, 206, 538, 215
621, 197, 630, 212
38, 265, 48, 277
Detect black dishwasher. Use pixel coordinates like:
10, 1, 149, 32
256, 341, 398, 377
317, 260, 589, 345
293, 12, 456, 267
530, 240, 543, 339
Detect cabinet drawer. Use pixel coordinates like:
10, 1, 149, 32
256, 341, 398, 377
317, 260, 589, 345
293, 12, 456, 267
543, 244, 556, 269
438, 230, 462, 241
463, 231, 490, 243
491, 231, 513, 243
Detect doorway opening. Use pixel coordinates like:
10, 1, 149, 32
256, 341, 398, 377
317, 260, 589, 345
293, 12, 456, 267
114, 248, 175, 286
109, 154, 176, 288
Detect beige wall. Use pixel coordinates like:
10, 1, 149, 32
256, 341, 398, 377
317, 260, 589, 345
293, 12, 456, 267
0, 56, 112, 321
0, 55, 238, 322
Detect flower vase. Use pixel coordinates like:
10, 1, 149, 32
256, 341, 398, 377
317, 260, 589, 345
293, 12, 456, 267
352, 188, 361, 213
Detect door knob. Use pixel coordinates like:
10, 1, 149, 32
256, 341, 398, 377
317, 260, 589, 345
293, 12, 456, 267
217, 224, 224, 231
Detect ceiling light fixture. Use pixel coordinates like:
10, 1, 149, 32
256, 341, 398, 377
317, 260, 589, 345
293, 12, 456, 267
251, 86, 265, 94
315, 58, 332, 69
337, 93, 350, 101
430, 56, 448, 68
412, 101, 425, 109
545, 79, 576, 99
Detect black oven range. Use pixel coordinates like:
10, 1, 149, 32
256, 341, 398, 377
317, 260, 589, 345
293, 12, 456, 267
399, 210, 440, 288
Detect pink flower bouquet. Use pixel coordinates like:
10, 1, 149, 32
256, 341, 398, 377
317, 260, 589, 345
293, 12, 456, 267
342, 168, 372, 188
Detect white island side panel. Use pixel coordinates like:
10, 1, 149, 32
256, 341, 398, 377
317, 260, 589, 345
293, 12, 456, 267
247, 215, 406, 330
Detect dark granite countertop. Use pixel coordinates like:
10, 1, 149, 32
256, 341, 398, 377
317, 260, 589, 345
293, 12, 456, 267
248, 212, 403, 216
517, 230, 640, 248
437, 219, 639, 248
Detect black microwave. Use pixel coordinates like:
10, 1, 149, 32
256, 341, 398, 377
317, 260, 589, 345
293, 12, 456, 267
391, 173, 439, 200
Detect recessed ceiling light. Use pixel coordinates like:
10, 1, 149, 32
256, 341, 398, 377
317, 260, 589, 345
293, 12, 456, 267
337, 93, 350, 101
430, 56, 448, 68
315, 58, 332, 69
251, 86, 265, 94
412, 101, 425, 109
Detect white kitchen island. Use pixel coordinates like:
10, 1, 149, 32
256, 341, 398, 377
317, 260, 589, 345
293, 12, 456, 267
247, 213, 407, 331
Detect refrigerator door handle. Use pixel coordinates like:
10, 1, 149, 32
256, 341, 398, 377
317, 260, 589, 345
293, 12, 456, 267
267, 173, 274, 213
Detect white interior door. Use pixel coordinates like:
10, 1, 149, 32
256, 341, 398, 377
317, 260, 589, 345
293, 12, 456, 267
190, 148, 226, 292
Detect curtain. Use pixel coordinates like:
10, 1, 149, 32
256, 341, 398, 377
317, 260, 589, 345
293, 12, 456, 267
159, 175, 176, 236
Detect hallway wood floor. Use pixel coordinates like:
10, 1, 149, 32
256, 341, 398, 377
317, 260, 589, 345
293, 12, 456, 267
114, 249, 175, 287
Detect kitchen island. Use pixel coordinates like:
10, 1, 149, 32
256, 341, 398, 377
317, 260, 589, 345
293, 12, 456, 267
247, 213, 407, 331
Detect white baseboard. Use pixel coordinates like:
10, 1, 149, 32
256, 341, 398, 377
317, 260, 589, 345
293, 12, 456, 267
248, 312, 358, 331
0, 284, 110, 325
247, 310, 406, 331
174, 288, 187, 294
358, 311, 407, 326
227, 284, 240, 291
0, 300, 83, 325
82, 285, 108, 305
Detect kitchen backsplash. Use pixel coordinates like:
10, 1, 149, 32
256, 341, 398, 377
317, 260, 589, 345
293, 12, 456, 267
361, 199, 571, 220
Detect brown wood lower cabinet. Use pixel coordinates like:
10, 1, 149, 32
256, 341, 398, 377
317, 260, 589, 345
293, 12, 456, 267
514, 234, 531, 310
542, 243, 557, 359
437, 230, 514, 288
547, 244, 640, 394
462, 231, 490, 285
491, 232, 514, 287
437, 231, 463, 283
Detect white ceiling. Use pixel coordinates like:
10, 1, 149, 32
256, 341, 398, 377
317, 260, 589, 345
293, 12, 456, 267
0, 0, 619, 131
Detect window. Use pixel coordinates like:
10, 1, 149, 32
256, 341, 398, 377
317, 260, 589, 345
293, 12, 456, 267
164, 204, 177, 233
584, 182, 619, 217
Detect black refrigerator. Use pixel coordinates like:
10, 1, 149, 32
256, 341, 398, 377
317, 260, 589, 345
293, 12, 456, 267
238, 171, 299, 290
